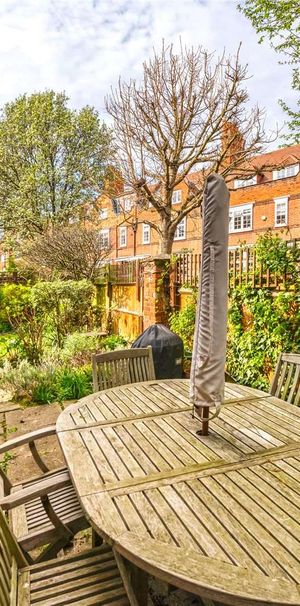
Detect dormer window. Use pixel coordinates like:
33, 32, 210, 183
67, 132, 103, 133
273, 164, 299, 180
234, 176, 257, 189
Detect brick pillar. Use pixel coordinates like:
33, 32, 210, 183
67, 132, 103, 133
142, 255, 171, 329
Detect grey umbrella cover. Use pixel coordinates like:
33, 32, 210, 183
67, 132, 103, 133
190, 173, 230, 414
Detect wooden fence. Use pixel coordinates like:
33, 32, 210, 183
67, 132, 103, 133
95, 260, 143, 341
96, 260, 140, 285
174, 244, 299, 290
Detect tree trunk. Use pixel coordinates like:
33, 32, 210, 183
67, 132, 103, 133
159, 218, 173, 255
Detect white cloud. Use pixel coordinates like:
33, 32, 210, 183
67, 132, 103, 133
0, 0, 297, 143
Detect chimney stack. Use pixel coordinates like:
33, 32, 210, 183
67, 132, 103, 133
221, 122, 245, 167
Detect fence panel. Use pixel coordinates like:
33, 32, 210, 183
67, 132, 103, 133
174, 246, 298, 291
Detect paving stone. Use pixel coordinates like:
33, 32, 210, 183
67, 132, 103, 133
0, 402, 20, 414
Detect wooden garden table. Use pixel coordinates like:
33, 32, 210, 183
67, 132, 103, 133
56, 379, 300, 606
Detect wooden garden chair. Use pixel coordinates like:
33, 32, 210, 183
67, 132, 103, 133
0, 426, 89, 562
92, 346, 156, 392
270, 352, 300, 406
0, 506, 131, 606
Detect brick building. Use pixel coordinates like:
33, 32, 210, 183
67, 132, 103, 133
0, 144, 299, 272
98, 144, 300, 260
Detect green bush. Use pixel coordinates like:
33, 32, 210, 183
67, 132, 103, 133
0, 360, 50, 401
256, 230, 300, 278
60, 332, 128, 366
100, 334, 128, 351
54, 366, 92, 401
61, 332, 104, 364
0, 284, 45, 363
227, 286, 299, 390
0, 359, 93, 404
169, 294, 197, 352
31, 279, 95, 348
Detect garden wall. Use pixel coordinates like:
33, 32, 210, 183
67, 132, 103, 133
96, 282, 143, 341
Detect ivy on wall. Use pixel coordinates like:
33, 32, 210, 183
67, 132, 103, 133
227, 286, 299, 390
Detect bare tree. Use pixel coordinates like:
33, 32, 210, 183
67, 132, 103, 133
21, 225, 110, 281
106, 43, 273, 254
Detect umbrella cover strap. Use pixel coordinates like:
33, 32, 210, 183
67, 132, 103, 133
192, 400, 221, 421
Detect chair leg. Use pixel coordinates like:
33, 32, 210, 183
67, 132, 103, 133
92, 528, 103, 547
35, 534, 73, 563
129, 562, 148, 606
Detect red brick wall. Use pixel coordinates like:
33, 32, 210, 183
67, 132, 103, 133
101, 150, 300, 260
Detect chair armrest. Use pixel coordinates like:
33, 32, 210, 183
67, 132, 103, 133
0, 470, 71, 511
0, 426, 57, 455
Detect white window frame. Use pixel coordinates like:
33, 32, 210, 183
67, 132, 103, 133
174, 217, 186, 241
234, 176, 257, 189
119, 196, 133, 212
142, 223, 151, 245
274, 196, 288, 227
273, 164, 299, 180
99, 208, 108, 220
229, 204, 253, 233
99, 228, 110, 248
172, 190, 182, 204
119, 226, 127, 248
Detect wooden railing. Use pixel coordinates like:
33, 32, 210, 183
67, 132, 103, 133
96, 260, 140, 285
174, 245, 299, 290
95, 242, 299, 290
173, 253, 200, 288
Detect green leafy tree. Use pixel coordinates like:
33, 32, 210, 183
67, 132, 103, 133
238, 0, 300, 144
0, 91, 114, 241
31, 280, 95, 348
255, 230, 300, 279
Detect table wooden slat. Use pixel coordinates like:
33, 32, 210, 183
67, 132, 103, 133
57, 380, 300, 605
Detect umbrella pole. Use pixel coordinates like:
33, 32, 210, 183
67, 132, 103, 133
201, 406, 209, 436
194, 406, 209, 436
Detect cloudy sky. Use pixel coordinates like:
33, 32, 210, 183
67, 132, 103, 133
0, 0, 297, 145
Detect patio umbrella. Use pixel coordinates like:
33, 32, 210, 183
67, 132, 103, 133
190, 173, 230, 435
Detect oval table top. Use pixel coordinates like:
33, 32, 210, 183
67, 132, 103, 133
56, 379, 300, 606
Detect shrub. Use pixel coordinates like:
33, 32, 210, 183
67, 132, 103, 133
256, 230, 300, 279
61, 332, 104, 365
100, 334, 128, 351
0, 359, 93, 404
227, 286, 299, 389
169, 295, 197, 352
0, 284, 44, 363
31, 280, 95, 348
54, 366, 92, 401
0, 360, 49, 401
60, 332, 128, 366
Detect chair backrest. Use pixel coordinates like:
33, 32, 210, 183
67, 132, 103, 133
270, 353, 300, 406
0, 507, 27, 606
92, 346, 156, 392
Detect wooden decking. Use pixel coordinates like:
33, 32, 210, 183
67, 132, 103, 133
57, 380, 300, 605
